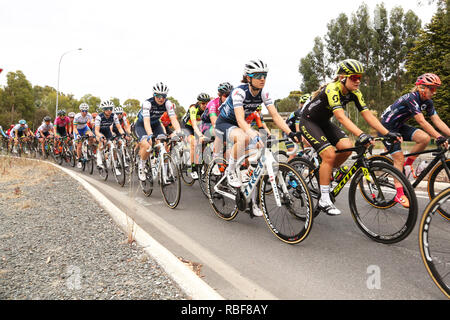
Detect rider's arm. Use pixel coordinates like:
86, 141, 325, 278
360, 109, 389, 135
190, 108, 203, 137
169, 115, 181, 132
266, 105, 292, 135
235, 107, 256, 138
333, 109, 364, 137
414, 113, 442, 139
430, 114, 450, 137
144, 117, 153, 137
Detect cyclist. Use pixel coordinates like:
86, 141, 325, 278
380, 73, 449, 182
134, 82, 182, 181
36, 116, 54, 155
181, 93, 211, 179
95, 100, 125, 173
68, 112, 76, 138
112, 106, 132, 138
300, 59, 402, 215
11, 120, 32, 152
73, 103, 95, 168
285, 93, 312, 160
215, 59, 301, 217
54, 110, 71, 138
201, 82, 233, 161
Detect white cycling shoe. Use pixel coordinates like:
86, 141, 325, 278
318, 199, 341, 216
251, 203, 264, 217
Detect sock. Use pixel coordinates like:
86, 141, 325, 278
320, 185, 331, 203
228, 156, 236, 172
396, 187, 404, 197
404, 156, 417, 167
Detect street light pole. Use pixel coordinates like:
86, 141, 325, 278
56, 48, 82, 118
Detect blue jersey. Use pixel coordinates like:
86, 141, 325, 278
137, 97, 175, 125
381, 92, 436, 129
217, 84, 273, 126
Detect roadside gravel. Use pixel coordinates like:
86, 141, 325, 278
0, 157, 188, 300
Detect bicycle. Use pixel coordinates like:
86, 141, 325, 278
369, 137, 450, 218
54, 136, 74, 166
138, 134, 181, 209
287, 137, 418, 244
418, 187, 450, 299
170, 135, 196, 186
77, 135, 96, 175
205, 137, 314, 245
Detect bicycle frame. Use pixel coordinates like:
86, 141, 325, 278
404, 148, 449, 189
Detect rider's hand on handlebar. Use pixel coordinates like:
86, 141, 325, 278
385, 131, 402, 143
436, 136, 449, 149
288, 131, 302, 143
357, 133, 374, 146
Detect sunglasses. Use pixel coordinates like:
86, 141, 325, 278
154, 94, 167, 99
347, 74, 362, 82
248, 72, 268, 80
426, 86, 437, 93
104, 107, 113, 111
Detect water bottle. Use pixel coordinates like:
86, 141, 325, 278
415, 161, 428, 176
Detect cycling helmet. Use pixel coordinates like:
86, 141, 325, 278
299, 93, 311, 104
218, 82, 233, 95
197, 93, 211, 103
43, 116, 51, 122
57, 109, 66, 116
244, 59, 269, 75
68, 112, 76, 118
153, 82, 169, 95
100, 100, 115, 109
19, 119, 27, 125
336, 59, 364, 76
79, 102, 89, 111
114, 106, 124, 114
415, 73, 441, 87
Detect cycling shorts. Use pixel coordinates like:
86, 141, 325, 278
134, 121, 165, 142
379, 122, 418, 154
299, 117, 347, 154
214, 117, 237, 143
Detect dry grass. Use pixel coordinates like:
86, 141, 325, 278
178, 257, 204, 278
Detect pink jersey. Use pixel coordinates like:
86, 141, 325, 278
54, 116, 71, 127
201, 97, 222, 124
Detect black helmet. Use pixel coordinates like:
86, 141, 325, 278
43, 116, 51, 122
197, 93, 211, 103
218, 82, 233, 95
57, 109, 66, 116
336, 59, 364, 76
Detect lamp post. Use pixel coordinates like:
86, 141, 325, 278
56, 48, 82, 118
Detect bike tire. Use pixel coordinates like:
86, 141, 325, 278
418, 187, 450, 298
206, 157, 239, 221
349, 161, 418, 244
113, 148, 126, 187
159, 153, 181, 209
427, 159, 450, 220
260, 162, 314, 244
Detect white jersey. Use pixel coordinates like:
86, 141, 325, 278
73, 112, 93, 130
36, 122, 54, 138
10, 124, 28, 137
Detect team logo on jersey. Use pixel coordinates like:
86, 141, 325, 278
420, 104, 428, 112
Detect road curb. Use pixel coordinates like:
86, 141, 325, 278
1, 155, 224, 300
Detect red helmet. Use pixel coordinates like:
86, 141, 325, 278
415, 73, 441, 86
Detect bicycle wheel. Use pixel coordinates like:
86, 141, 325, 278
272, 150, 288, 163
288, 157, 320, 205
419, 188, 450, 298
198, 162, 209, 198
349, 161, 418, 244
97, 153, 108, 181
159, 153, 181, 209
260, 162, 314, 244
112, 148, 126, 187
206, 157, 239, 221
428, 159, 450, 220
139, 158, 153, 197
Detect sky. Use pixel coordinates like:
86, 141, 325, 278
0, 0, 438, 109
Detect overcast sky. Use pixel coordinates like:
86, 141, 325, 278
0, 0, 437, 109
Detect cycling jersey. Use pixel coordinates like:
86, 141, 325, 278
182, 104, 205, 127
286, 109, 303, 132
95, 113, 120, 139
73, 112, 93, 130
112, 115, 130, 135
54, 116, 71, 128
201, 97, 221, 124
10, 124, 29, 138
218, 84, 273, 126
380, 91, 436, 130
36, 123, 54, 135
302, 80, 367, 124
137, 97, 175, 124
160, 112, 172, 127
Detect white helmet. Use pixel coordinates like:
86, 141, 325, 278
244, 59, 269, 76
114, 106, 124, 114
100, 100, 115, 109
79, 103, 89, 111
153, 82, 169, 95
68, 112, 76, 117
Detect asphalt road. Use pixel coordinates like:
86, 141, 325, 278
64, 161, 447, 300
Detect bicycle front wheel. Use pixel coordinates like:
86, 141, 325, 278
419, 187, 450, 298
159, 153, 181, 209
428, 159, 450, 220
349, 161, 418, 244
261, 162, 314, 244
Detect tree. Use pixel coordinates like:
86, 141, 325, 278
406, 0, 450, 124
79, 94, 101, 113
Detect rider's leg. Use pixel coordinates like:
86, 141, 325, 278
333, 138, 352, 168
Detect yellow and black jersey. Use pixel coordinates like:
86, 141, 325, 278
302, 80, 368, 124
